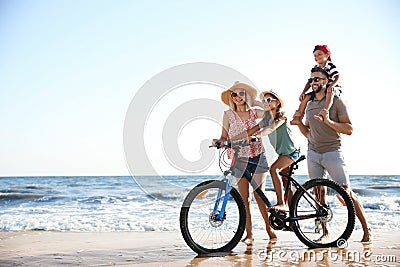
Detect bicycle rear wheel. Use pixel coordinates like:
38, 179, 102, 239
290, 178, 355, 248
180, 180, 246, 254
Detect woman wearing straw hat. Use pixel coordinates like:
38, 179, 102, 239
213, 82, 277, 244
247, 90, 301, 212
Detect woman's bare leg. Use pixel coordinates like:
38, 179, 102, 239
237, 177, 253, 243
252, 172, 277, 240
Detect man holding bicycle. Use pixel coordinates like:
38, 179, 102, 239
294, 66, 371, 243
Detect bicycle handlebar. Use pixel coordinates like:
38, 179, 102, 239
209, 137, 259, 149
295, 155, 306, 164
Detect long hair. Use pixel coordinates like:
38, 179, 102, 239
262, 92, 285, 121
228, 92, 252, 111
274, 106, 285, 122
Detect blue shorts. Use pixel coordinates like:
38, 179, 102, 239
232, 153, 269, 178
285, 148, 301, 161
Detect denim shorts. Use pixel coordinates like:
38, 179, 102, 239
232, 153, 269, 178
307, 149, 350, 186
285, 148, 301, 161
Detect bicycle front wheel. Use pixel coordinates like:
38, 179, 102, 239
180, 180, 246, 254
290, 178, 355, 248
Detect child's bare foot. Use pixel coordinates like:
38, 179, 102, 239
361, 228, 372, 243
268, 230, 277, 240
241, 236, 254, 245
290, 117, 301, 125
290, 110, 303, 125
268, 204, 288, 212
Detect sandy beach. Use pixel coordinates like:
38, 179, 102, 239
1, 229, 399, 266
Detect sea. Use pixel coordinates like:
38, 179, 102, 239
1, 175, 399, 232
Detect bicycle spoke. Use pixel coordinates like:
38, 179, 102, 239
291, 179, 355, 248
180, 180, 246, 253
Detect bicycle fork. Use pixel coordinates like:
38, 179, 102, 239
213, 177, 231, 220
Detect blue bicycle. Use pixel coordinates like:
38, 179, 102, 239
180, 139, 356, 254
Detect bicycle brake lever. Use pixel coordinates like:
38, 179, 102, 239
210, 141, 225, 149
250, 137, 259, 143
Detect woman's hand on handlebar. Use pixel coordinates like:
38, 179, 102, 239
211, 137, 259, 149
249, 135, 260, 143
211, 138, 227, 149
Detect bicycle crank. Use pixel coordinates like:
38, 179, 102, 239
269, 209, 287, 230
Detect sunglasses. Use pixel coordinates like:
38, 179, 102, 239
308, 77, 326, 83
261, 97, 277, 104
231, 91, 246, 98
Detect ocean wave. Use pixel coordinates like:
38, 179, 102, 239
352, 188, 382, 197
0, 192, 45, 200
368, 185, 400, 190
362, 196, 400, 211
23, 185, 52, 190
1, 175, 399, 232
2, 199, 399, 232
0, 211, 181, 232
146, 191, 189, 201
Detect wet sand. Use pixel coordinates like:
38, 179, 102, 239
0, 229, 399, 266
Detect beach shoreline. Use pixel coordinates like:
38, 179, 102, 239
1, 229, 399, 266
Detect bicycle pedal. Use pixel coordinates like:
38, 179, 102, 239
315, 219, 322, 233
283, 225, 294, 232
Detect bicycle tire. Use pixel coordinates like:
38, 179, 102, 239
290, 178, 355, 248
180, 180, 246, 254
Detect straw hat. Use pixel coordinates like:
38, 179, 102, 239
221, 82, 257, 106
259, 90, 284, 108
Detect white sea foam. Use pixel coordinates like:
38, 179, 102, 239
0, 175, 399, 232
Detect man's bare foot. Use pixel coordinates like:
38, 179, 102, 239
361, 228, 372, 243
315, 234, 330, 243
313, 114, 324, 122
241, 236, 254, 245
268, 204, 288, 212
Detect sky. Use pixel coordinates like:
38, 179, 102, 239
0, 0, 399, 176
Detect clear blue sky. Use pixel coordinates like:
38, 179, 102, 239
1, 0, 399, 176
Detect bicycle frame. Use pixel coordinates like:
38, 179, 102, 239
212, 147, 322, 223
213, 148, 275, 220
181, 141, 356, 252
